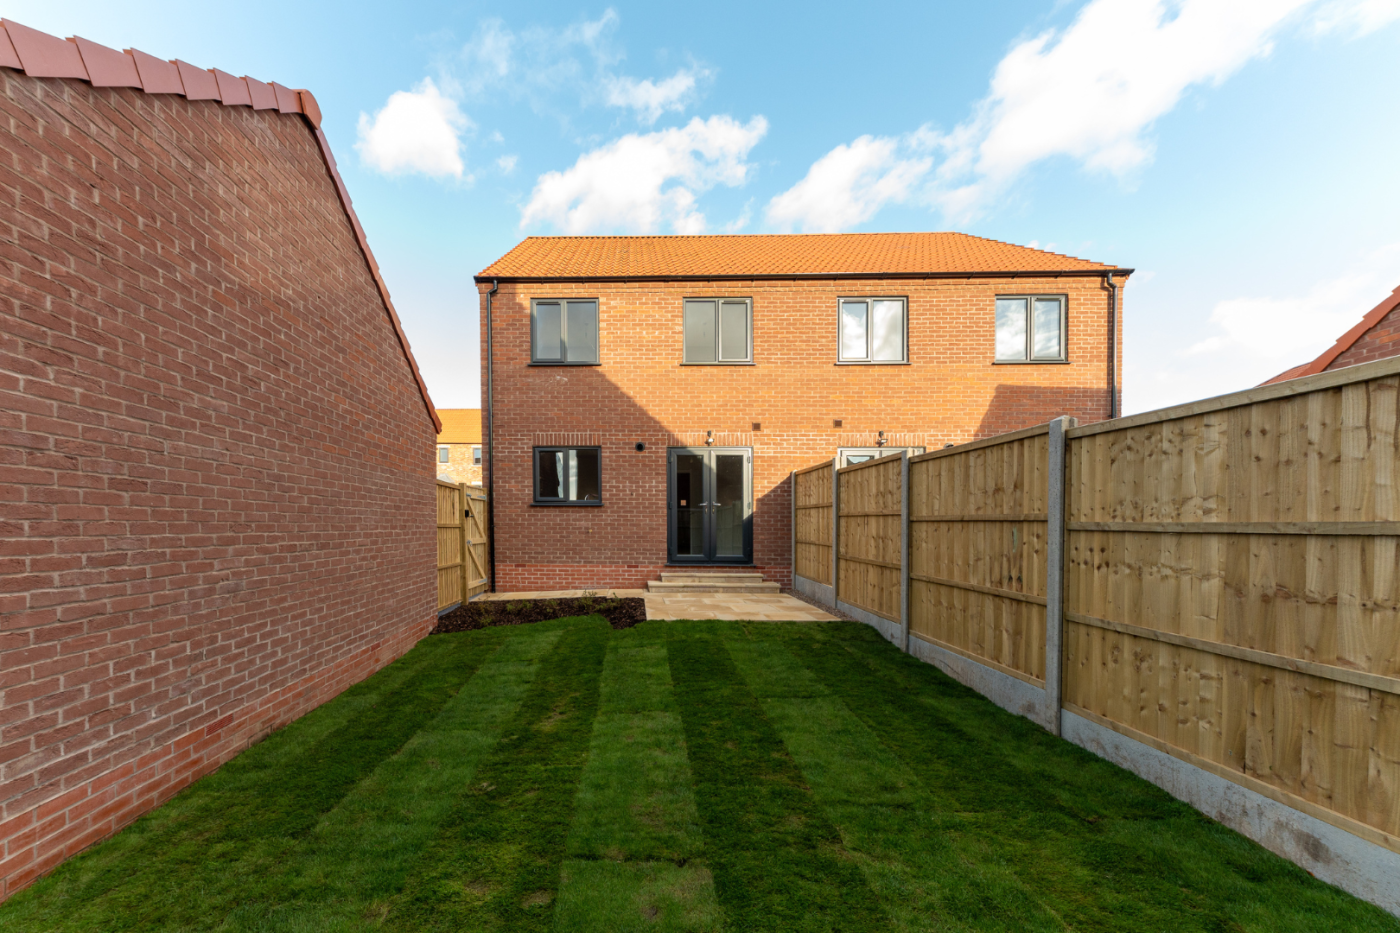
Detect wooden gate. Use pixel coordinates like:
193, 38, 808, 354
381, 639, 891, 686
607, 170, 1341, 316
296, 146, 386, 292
437, 480, 490, 611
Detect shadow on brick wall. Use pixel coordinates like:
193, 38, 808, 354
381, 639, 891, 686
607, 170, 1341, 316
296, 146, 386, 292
974, 383, 1114, 439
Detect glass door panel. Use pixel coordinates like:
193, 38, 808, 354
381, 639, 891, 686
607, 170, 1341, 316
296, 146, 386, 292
674, 453, 705, 557
714, 453, 745, 558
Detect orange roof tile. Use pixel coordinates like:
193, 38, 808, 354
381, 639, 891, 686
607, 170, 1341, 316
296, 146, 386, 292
477, 233, 1125, 281
436, 409, 482, 444
0, 18, 441, 433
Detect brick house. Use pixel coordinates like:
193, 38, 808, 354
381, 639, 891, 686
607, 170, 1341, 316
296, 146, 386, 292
436, 408, 483, 486
1264, 284, 1400, 384
0, 21, 439, 898
477, 234, 1131, 592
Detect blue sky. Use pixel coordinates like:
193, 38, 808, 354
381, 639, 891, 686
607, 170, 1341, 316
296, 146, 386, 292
8, 0, 1400, 414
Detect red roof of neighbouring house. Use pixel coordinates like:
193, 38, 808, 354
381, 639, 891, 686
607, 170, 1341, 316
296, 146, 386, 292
1261, 285, 1400, 386
0, 19, 441, 432
477, 233, 1126, 281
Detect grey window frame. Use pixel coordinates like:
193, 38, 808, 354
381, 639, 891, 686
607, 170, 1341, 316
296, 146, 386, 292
531, 445, 603, 506
530, 298, 600, 365
472, 446, 482, 466
682, 297, 753, 364
836, 296, 909, 364
437, 446, 450, 464
838, 446, 925, 467
994, 294, 1069, 364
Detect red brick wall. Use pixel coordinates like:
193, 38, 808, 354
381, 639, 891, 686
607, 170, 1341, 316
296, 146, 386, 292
0, 73, 437, 897
1328, 302, 1400, 370
481, 275, 1123, 591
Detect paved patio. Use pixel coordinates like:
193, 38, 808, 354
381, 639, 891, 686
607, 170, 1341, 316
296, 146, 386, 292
475, 589, 838, 622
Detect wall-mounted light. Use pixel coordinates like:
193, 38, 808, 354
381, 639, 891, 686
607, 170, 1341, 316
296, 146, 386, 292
635, 442, 646, 452
705, 430, 714, 446
877, 430, 887, 447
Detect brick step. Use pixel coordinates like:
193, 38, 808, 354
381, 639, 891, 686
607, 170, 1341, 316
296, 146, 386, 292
646, 579, 780, 594
659, 572, 766, 584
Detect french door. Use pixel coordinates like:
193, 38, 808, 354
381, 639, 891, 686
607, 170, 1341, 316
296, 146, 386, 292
667, 447, 753, 564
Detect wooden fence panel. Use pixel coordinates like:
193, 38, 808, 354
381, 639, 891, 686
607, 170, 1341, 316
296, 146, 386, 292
464, 485, 489, 600
1064, 368, 1400, 853
436, 481, 463, 610
908, 426, 1051, 682
837, 456, 903, 621
438, 480, 490, 610
794, 461, 833, 585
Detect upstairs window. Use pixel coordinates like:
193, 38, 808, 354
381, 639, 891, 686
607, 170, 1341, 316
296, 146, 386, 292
839, 298, 906, 363
684, 298, 752, 363
437, 446, 450, 463
534, 447, 602, 505
533, 299, 599, 364
996, 295, 1066, 362
472, 446, 482, 465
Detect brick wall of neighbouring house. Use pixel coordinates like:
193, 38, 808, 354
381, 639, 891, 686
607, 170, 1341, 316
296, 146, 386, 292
0, 73, 437, 897
436, 444, 483, 486
482, 276, 1122, 591
1328, 302, 1400, 370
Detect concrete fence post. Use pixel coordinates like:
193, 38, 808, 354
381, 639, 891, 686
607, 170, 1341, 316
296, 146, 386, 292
1044, 416, 1069, 736
830, 457, 840, 606
789, 470, 796, 592
901, 450, 911, 654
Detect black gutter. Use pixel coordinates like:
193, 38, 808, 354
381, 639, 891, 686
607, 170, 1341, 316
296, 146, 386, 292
484, 278, 498, 593
473, 268, 1135, 285
1104, 272, 1120, 419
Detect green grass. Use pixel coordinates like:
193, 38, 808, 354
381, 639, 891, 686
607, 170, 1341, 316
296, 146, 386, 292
3, 617, 1396, 932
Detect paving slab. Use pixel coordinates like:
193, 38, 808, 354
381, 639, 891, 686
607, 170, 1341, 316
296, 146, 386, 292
472, 590, 838, 622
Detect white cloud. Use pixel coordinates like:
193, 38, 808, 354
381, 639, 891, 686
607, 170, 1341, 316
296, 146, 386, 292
1187, 243, 1400, 362
356, 78, 471, 179
1312, 0, 1400, 34
771, 0, 1393, 228
497, 154, 519, 174
930, 0, 1315, 215
520, 116, 768, 234
766, 130, 936, 233
605, 68, 704, 123
1129, 243, 1400, 413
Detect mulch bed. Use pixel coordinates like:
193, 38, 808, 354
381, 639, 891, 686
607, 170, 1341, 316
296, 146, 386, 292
432, 596, 648, 633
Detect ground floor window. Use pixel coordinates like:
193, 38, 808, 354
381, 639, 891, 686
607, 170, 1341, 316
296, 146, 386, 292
838, 447, 925, 466
472, 446, 482, 465
534, 447, 601, 504
437, 446, 449, 463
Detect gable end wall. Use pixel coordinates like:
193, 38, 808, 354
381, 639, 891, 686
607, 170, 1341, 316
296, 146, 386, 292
0, 72, 436, 898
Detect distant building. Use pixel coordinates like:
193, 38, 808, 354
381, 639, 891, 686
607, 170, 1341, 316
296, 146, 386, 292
437, 409, 483, 485
1264, 285, 1400, 384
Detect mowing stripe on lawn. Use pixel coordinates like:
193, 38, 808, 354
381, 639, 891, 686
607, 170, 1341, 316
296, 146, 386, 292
220, 624, 567, 932
0, 629, 510, 931
725, 633, 1067, 933
385, 617, 610, 932
783, 624, 1400, 933
556, 626, 720, 933
666, 631, 892, 932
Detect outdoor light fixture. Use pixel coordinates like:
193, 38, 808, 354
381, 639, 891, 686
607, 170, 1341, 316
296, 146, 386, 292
705, 430, 714, 446
635, 442, 645, 451
877, 430, 887, 447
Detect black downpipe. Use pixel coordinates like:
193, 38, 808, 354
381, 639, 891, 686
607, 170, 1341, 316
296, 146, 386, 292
485, 278, 498, 592
1105, 272, 1119, 419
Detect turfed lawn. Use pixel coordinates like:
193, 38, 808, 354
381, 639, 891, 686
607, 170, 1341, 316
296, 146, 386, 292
3, 616, 1395, 931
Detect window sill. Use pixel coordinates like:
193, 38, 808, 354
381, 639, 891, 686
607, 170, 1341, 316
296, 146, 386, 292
530, 501, 604, 507
680, 361, 756, 366
992, 359, 1071, 365
528, 362, 601, 367
834, 360, 911, 366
